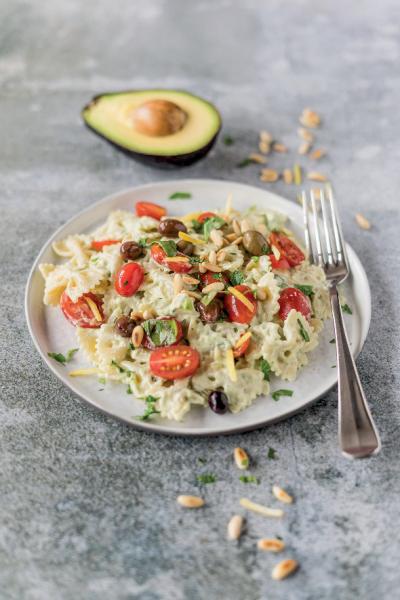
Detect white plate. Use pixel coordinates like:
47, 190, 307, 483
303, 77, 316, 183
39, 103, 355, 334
25, 179, 371, 436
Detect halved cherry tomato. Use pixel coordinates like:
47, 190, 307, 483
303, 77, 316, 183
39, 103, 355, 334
268, 254, 291, 270
198, 212, 217, 224
60, 291, 104, 328
149, 345, 200, 380
278, 287, 312, 321
90, 239, 120, 251
199, 271, 228, 289
233, 336, 251, 358
135, 201, 166, 220
224, 285, 257, 324
114, 262, 144, 297
150, 243, 192, 273
269, 232, 305, 267
142, 317, 183, 350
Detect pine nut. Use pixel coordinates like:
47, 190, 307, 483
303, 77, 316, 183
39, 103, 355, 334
227, 515, 244, 540
182, 275, 199, 285
272, 485, 293, 504
298, 127, 314, 142
232, 236, 243, 246
273, 142, 288, 153
130, 310, 144, 321
307, 171, 328, 182
240, 219, 250, 233
232, 219, 241, 236
225, 232, 238, 242
255, 224, 268, 237
310, 148, 326, 160
185, 290, 202, 299
177, 495, 204, 508
234, 447, 249, 470
173, 273, 183, 295
249, 152, 267, 164
202, 282, 225, 294
208, 249, 217, 264
298, 141, 311, 155
355, 212, 371, 230
198, 262, 207, 273
239, 498, 284, 518
216, 250, 226, 263
271, 559, 299, 580
257, 538, 285, 552
299, 107, 321, 128
203, 262, 222, 273
259, 140, 271, 154
260, 130, 273, 143
260, 168, 279, 183
256, 288, 267, 300
143, 309, 156, 320
210, 229, 224, 248
131, 325, 144, 348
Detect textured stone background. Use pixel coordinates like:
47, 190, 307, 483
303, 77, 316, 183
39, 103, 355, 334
1, 1, 400, 598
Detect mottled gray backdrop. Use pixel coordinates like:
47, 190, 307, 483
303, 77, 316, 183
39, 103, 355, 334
1, 1, 399, 599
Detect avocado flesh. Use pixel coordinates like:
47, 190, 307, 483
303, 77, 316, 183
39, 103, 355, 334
82, 89, 221, 167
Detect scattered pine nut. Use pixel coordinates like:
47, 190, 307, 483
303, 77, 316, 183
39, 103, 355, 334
298, 127, 314, 143
182, 275, 199, 286
198, 263, 207, 274
259, 140, 271, 154
256, 287, 267, 300
227, 515, 244, 540
249, 152, 268, 164
272, 485, 294, 504
232, 219, 242, 236
177, 495, 205, 508
307, 171, 328, 182
299, 108, 321, 129
283, 169, 293, 184
240, 219, 251, 233
143, 309, 156, 320
225, 232, 238, 242
210, 228, 224, 248
203, 262, 222, 273
273, 142, 288, 153
216, 249, 227, 263
239, 498, 284, 518
202, 281, 225, 294
208, 249, 217, 265
131, 325, 144, 348
257, 538, 285, 552
355, 212, 371, 230
173, 273, 183, 295
293, 164, 302, 185
185, 290, 202, 299
309, 148, 326, 160
234, 447, 250, 470
298, 141, 311, 155
130, 310, 144, 321
232, 236, 243, 246
260, 130, 273, 144
260, 168, 279, 183
271, 559, 299, 581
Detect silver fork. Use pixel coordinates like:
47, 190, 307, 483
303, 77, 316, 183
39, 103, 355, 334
301, 186, 381, 458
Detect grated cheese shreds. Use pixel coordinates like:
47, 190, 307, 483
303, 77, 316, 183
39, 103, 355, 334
85, 296, 103, 322
178, 231, 206, 246
234, 331, 251, 349
227, 287, 254, 312
165, 256, 190, 263
239, 498, 284, 518
226, 348, 237, 382
181, 212, 202, 223
271, 245, 281, 261
69, 368, 99, 377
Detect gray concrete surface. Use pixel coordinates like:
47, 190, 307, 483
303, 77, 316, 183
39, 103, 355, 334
1, 1, 400, 598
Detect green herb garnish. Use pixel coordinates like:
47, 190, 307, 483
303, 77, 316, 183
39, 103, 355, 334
229, 270, 245, 286
142, 318, 179, 347
197, 457, 207, 464
258, 358, 271, 382
212, 273, 223, 281
98, 377, 106, 385
297, 318, 310, 342
197, 473, 217, 485
203, 216, 225, 241
267, 447, 277, 459
138, 237, 149, 248
295, 284, 314, 297
272, 389, 293, 401
189, 256, 203, 264
111, 360, 125, 373
126, 386, 133, 394
158, 240, 177, 257
223, 134, 234, 146
138, 395, 160, 421
169, 192, 192, 200
329, 338, 335, 344
48, 348, 79, 365
191, 219, 203, 233
261, 244, 271, 254
237, 158, 254, 168
239, 475, 259, 484
342, 303, 353, 315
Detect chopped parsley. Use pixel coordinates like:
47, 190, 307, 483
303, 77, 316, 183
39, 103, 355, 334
267, 447, 277, 459
126, 385, 133, 394
98, 377, 106, 385
142, 319, 179, 347
295, 284, 314, 297
342, 303, 353, 315
223, 134, 235, 146
261, 244, 271, 254
111, 360, 125, 373
129, 342, 135, 350
168, 192, 192, 200
237, 157, 255, 168
191, 219, 203, 233
229, 270, 245, 286
258, 358, 271, 382
197, 457, 207, 464
212, 273, 223, 281
158, 240, 177, 257
189, 256, 203, 264
239, 475, 259, 484
203, 216, 225, 241
138, 395, 160, 421
138, 237, 149, 248
297, 318, 310, 342
196, 473, 217, 485
48, 348, 79, 365
329, 338, 336, 344
272, 389, 293, 401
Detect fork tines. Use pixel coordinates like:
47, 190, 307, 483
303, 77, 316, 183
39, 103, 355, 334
301, 186, 349, 276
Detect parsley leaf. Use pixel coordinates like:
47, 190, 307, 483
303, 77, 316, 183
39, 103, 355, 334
267, 447, 277, 459
197, 473, 217, 484
297, 318, 310, 342
142, 319, 179, 347
197, 457, 207, 464
138, 237, 149, 248
329, 338, 336, 344
191, 219, 203, 233
138, 395, 160, 421
295, 284, 314, 297
111, 360, 125, 373
229, 270, 245, 286
212, 273, 223, 281
48, 348, 78, 365
203, 216, 225, 241
168, 192, 192, 200
258, 358, 271, 382
272, 389, 293, 401
158, 240, 177, 257
126, 386, 133, 394
223, 134, 234, 146
342, 303, 353, 315
237, 158, 254, 168
261, 244, 271, 254
239, 475, 259, 484
189, 256, 203, 265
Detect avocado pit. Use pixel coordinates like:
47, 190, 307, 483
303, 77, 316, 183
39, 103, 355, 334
133, 99, 187, 137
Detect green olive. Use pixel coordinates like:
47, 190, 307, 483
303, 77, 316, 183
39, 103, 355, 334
242, 230, 268, 256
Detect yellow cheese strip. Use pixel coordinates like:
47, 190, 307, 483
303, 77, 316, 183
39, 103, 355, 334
234, 331, 251, 349
227, 287, 255, 312
271, 244, 281, 261
239, 498, 284, 518
225, 348, 237, 382
69, 368, 99, 377
181, 212, 202, 223
178, 231, 206, 246
166, 256, 190, 263
85, 296, 103, 322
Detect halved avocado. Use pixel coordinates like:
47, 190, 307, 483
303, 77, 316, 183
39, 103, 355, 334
82, 89, 221, 168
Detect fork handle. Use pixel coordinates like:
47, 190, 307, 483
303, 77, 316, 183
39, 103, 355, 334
330, 287, 381, 458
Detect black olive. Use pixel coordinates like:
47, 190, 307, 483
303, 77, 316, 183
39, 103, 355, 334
208, 390, 228, 414
242, 230, 268, 256
158, 218, 187, 238
195, 298, 222, 323
120, 241, 144, 261
114, 315, 135, 338
176, 239, 194, 256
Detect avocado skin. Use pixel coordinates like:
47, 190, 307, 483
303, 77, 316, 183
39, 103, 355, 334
82, 91, 221, 169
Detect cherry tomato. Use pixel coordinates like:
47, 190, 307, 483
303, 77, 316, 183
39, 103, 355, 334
198, 212, 217, 224
135, 201, 166, 220
269, 232, 305, 267
224, 285, 257, 324
150, 243, 192, 273
199, 271, 228, 288
268, 254, 291, 270
91, 239, 120, 251
114, 262, 144, 297
149, 345, 200, 380
142, 317, 184, 350
233, 336, 251, 358
278, 287, 312, 321
60, 291, 104, 328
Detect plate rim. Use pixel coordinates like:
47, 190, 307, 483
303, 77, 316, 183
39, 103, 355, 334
25, 178, 371, 436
